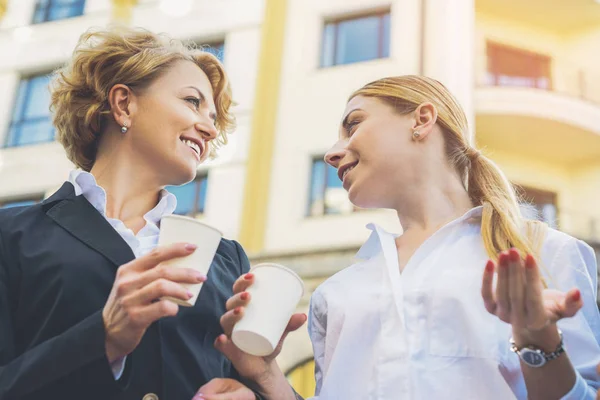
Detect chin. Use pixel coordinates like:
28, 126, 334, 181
348, 185, 386, 210
166, 160, 197, 186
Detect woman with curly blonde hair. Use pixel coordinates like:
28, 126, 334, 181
0, 27, 284, 400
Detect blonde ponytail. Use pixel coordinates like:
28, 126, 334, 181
351, 75, 547, 267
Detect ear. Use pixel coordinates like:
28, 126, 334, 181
108, 84, 137, 128
411, 102, 438, 140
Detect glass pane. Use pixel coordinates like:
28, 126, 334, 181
335, 16, 380, 65
325, 164, 342, 188
309, 160, 326, 216
167, 182, 196, 216
32, 0, 49, 23
23, 76, 52, 119
196, 176, 208, 213
11, 82, 28, 121
47, 3, 84, 21
381, 13, 391, 58
1, 199, 38, 209
11, 119, 54, 146
204, 43, 225, 62
320, 23, 336, 67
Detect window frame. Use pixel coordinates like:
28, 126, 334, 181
5, 73, 55, 148
307, 156, 357, 217
32, 0, 86, 24
320, 9, 391, 68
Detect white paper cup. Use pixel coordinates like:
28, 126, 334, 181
158, 215, 222, 307
231, 263, 305, 356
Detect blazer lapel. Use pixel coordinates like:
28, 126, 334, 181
44, 182, 135, 268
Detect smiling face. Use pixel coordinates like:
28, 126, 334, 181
324, 95, 424, 209
124, 60, 218, 186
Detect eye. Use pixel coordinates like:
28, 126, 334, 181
185, 97, 201, 109
346, 119, 360, 136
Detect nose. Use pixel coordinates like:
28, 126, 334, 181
195, 121, 218, 141
324, 141, 346, 168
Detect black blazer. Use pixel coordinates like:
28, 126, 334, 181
0, 182, 251, 400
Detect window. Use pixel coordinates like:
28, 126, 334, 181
5, 74, 55, 148
486, 42, 552, 90
167, 175, 208, 216
33, 0, 86, 24
203, 42, 225, 62
321, 11, 390, 67
308, 157, 354, 216
516, 185, 558, 228
0, 196, 43, 209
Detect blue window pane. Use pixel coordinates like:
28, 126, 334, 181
11, 82, 28, 121
326, 164, 342, 188
205, 43, 225, 62
335, 16, 380, 65
23, 76, 52, 119
33, 0, 85, 23
381, 13, 391, 58
9, 120, 54, 146
1, 199, 38, 209
196, 177, 208, 213
310, 160, 326, 203
321, 23, 336, 67
167, 177, 208, 216
168, 183, 196, 216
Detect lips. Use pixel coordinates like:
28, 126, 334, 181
338, 161, 358, 183
180, 136, 205, 160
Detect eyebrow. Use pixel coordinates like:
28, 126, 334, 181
341, 108, 363, 130
185, 86, 217, 123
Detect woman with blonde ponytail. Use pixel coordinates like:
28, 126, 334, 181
217, 75, 600, 400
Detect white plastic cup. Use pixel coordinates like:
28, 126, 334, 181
158, 215, 222, 307
231, 263, 305, 356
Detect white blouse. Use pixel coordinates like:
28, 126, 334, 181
308, 207, 600, 399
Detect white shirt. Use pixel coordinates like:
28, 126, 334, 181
308, 207, 600, 399
68, 170, 177, 379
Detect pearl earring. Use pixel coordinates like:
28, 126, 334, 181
412, 130, 421, 139
121, 122, 128, 134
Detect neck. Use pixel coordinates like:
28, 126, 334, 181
394, 172, 474, 235
90, 140, 163, 222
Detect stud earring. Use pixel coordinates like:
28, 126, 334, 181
412, 130, 421, 139
121, 122, 128, 134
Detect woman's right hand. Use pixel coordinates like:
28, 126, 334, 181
216, 273, 306, 396
102, 243, 206, 363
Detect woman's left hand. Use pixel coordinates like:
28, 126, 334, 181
481, 248, 583, 345
193, 378, 255, 400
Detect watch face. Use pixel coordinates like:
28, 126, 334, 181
520, 349, 546, 367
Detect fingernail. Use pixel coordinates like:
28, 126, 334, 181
195, 272, 207, 282
187, 290, 194, 299
498, 253, 508, 266
525, 254, 535, 268
244, 273, 254, 280
572, 290, 581, 302
240, 292, 249, 301
508, 249, 520, 262
485, 260, 495, 273
234, 307, 242, 315
193, 395, 204, 400
185, 243, 198, 251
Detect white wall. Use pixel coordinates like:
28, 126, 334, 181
0, 0, 262, 243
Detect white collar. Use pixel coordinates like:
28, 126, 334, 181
356, 206, 484, 260
68, 169, 177, 225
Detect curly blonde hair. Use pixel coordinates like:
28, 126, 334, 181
50, 27, 235, 171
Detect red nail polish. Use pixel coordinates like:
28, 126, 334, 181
508, 249, 520, 262
485, 260, 495, 273
240, 292, 249, 301
525, 254, 535, 268
234, 307, 242, 315
572, 290, 581, 302
244, 273, 254, 280
498, 253, 508, 266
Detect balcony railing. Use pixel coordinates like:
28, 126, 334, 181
479, 63, 600, 106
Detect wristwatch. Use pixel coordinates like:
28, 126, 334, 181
509, 329, 565, 368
